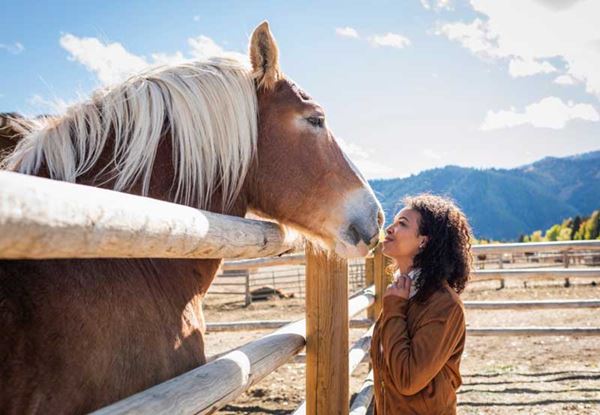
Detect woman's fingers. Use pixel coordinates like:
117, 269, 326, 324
384, 276, 411, 300
398, 276, 410, 296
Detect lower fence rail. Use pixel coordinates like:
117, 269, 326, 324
350, 370, 374, 415
92, 285, 375, 415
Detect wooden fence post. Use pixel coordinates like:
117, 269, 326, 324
563, 252, 571, 287
372, 245, 389, 319
244, 270, 252, 306
365, 255, 375, 321
305, 244, 348, 415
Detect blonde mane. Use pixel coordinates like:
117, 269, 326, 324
4, 58, 258, 210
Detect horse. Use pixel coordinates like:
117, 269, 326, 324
0, 22, 383, 413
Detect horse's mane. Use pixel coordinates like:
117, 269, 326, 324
3, 58, 258, 210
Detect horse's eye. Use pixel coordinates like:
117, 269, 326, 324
307, 116, 325, 128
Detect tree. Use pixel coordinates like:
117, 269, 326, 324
530, 230, 544, 242
584, 210, 600, 240
545, 224, 561, 241
570, 215, 582, 240
557, 227, 571, 241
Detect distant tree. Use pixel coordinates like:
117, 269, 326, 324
545, 224, 561, 241
570, 215, 582, 240
557, 227, 571, 241
585, 210, 600, 239
574, 218, 586, 240
520, 209, 600, 242
530, 230, 544, 242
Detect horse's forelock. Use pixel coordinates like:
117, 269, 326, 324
4, 58, 258, 211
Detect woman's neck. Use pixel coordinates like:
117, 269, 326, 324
394, 257, 415, 276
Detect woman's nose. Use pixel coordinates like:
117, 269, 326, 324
386, 225, 393, 234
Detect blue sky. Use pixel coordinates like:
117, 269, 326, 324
1, 0, 599, 178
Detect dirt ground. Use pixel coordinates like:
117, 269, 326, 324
203, 278, 600, 414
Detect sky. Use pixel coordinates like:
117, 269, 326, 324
1, 0, 599, 179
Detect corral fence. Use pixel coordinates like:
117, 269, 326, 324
1, 170, 599, 414
212, 240, 600, 305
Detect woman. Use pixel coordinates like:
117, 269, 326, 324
370, 194, 472, 414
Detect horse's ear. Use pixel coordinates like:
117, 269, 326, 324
249, 21, 282, 90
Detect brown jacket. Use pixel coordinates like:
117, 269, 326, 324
370, 282, 466, 415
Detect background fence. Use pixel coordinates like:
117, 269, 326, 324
210, 240, 600, 305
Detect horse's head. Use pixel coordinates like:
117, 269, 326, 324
246, 22, 384, 258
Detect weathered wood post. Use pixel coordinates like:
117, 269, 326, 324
365, 254, 375, 321
497, 254, 506, 289
244, 270, 252, 306
305, 243, 349, 415
563, 251, 571, 287
372, 245, 389, 318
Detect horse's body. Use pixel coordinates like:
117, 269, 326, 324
0, 23, 382, 413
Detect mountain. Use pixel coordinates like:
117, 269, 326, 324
368, 150, 600, 241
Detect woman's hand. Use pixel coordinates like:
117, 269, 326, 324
384, 275, 411, 300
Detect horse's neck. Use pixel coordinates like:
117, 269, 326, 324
32, 128, 251, 299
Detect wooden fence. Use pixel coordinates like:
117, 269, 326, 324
210, 240, 600, 305
0, 171, 370, 414
2, 170, 600, 414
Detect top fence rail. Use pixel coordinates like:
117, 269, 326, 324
0, 171, 300, 260
1, 171, 599, 261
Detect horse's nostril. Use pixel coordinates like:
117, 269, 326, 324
347, 224, 361, 246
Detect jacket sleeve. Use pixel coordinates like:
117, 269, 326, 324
379, 295, 465, 396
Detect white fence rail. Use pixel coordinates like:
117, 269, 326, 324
0, 171, 299, 260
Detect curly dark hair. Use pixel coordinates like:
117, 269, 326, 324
396, 194, 473, 303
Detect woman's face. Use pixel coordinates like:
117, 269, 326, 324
381, 208, 428, 260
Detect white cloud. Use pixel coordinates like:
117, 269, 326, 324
437, 18, 497, 56
508, 58, 556, 77
187, 35, 245, 62
337, 137, 369, 159
59, 33, 246, 86
60, 34, 148, 85
150, 51, 186, 66
188, 35, 227, 60
335, 27, 359, 39
554, 74, 576, 85
193, 15, 201, 22
481, 96, 599, 130
420, 0, 453, 11
0, 42, 24, 54
423, 148, 443, 160
336, 137, 394, 178
369, 33, 411, 49
438, 0, 600, 96
27, 94, 74, 114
